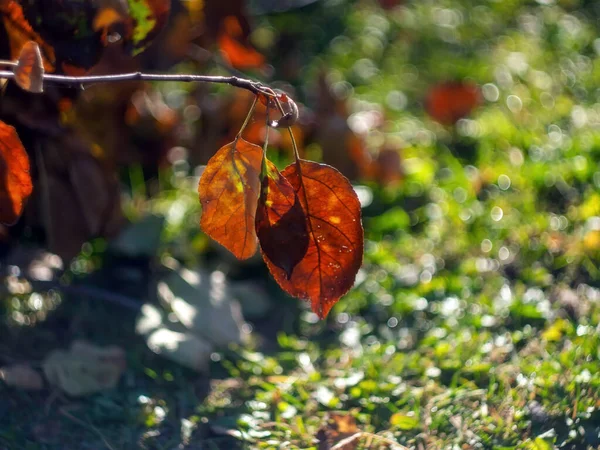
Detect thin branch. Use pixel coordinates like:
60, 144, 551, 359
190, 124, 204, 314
26, 278, 141, 311
60, 408, 116, 450
0, 70, 275, 97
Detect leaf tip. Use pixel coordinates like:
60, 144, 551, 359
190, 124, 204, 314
311, 298, 336, 320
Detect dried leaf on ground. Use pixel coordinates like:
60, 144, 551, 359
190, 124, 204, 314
156, 266, 249, 347
263, 160, 363, 319
198, 138, 263, 260
0, 364, 44, 390
42, 340, 126, 396
146, 326, 213, 373
316, 412, 360, 450
0, 120, 32, 225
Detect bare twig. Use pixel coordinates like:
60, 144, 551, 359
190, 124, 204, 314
26, 278, 141, 310
328, 431, 409, 450
0, 69, 276, 97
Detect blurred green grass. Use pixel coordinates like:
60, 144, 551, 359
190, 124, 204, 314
2, 0, 600, 449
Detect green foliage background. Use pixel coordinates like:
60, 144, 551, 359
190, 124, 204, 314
2, 0, 600, 449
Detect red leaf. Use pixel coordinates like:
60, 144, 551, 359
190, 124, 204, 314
198, 138, 263, 260
263, 160, 363, 319
217, 16, 265, 70
0, 121, 32, 225
14, 40, 44, 93
425, 81, 481, 125
256, 160, 308, 278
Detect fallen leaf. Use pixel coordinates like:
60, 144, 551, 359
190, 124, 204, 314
198, 138, 263, 260
316, 412, 360, 450
13, 40, 44, 93
42, 340, 126, 396
255, 159, 308, 278
0, 120, 33, 225
146, 327, 213, 373
156, 266, 249, 347
135, 303, 164, 336
263, 160, 363, 319
0, 364, 44, 390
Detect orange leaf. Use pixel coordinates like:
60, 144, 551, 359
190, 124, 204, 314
425, 81, 481, 125
256, 160, 308, 278
263, 160, 363, 319
0, 0, 55, 72
217, 15, 265, 70
0, 121, 32, 225
198, 138, 263, 260
14, 40, 44, 93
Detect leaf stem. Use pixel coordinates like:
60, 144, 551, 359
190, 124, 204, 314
235, 96, 258, 141
261, 103, 270, 176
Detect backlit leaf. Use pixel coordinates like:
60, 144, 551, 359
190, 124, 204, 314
0, 121, 32, 225
14, 40, 44, 93
256, 160, 308, 278
127, 0, 171, 56
218, 15, 265, 70
263, 160, 363, 319
199, 138, 263, 260
0, 0, 55, 71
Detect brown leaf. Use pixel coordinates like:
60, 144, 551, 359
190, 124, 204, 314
0, 121, 32, 225
316, 412, 360, 450
14, 40, 44, 93
263, 160, 363, 319
255, 160, 308, 278
198, 138, 263, 260
42, 340, 126, 396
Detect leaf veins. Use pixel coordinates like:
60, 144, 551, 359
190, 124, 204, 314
198, 138, 262, 260
263, 160, 364, 319
0, 121, 33, 225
